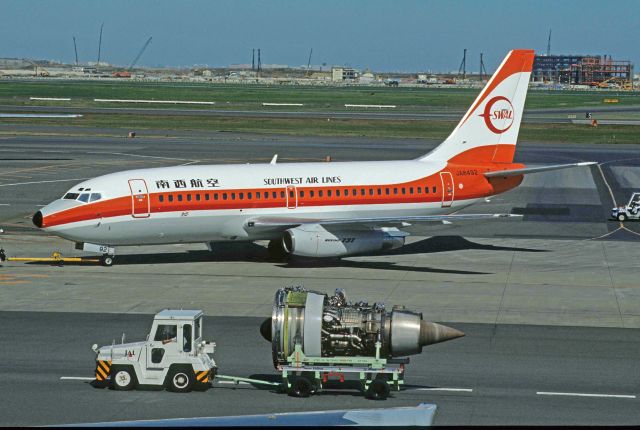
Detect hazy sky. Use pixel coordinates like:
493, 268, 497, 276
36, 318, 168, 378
1, 0, 638, 72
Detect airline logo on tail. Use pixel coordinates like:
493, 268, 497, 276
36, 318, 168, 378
481, 96, 514, 134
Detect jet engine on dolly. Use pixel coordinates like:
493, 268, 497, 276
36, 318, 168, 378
260, 286, 464, 367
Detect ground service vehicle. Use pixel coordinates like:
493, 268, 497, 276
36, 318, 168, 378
612, 192, 640, 221
93, 309, 216, 392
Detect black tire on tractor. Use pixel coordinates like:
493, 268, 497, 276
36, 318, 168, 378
365, 378, 390, 400
288, 376, 313, 398
100, 254, 114, 267
167, 367, 195, 393
110, 366, 136, 391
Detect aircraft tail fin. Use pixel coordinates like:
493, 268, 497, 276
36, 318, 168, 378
419, 49, 534, 164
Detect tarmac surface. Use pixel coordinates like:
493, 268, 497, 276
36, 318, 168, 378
1, 312, 639, 426
4, 103, 640, 122
1, 129, 639, 425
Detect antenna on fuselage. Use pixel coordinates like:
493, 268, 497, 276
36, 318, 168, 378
270, 154, 278, 164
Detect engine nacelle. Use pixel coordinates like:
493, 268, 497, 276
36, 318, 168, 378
282, 224, 406, 258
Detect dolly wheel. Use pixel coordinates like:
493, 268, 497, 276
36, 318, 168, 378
617, 213, 627, 222
100, 254, 115, 267
289, 376, 313, 398
366, 379, 390, 400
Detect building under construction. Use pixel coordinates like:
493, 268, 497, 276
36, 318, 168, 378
532, 54, 633, 88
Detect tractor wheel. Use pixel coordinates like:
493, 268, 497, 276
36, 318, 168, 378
617, 213, 627, 222
168, 367, 194, 393
111, 366, 136, 391
100, 254, 115, 266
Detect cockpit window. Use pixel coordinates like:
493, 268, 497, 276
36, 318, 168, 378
89, 193, 102, 202
63, 193, 80, 200
77, 193, 90, 203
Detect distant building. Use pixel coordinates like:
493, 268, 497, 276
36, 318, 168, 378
332, 67, 358, 82
533, 54, 633, 88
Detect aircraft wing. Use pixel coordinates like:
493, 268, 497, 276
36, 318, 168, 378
65, 403, 437, 426
484, 161, 596, 178
246, 213, 520, 231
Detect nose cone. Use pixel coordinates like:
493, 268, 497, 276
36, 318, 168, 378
260, 318, 272, 342
419, 321, 465, 346
32, 211, 43, 228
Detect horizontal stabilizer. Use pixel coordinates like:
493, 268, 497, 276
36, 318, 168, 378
484, 162, 597, 178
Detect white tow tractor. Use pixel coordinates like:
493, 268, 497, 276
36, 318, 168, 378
93, 310, 216, 392
612, 192, 640, 221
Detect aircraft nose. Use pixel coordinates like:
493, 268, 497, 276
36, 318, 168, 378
32, 211, 43, 228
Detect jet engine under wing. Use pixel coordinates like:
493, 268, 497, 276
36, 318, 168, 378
484, 161, 597, 178
246, 213, 520, 232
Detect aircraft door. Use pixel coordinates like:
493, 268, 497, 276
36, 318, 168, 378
286, 185, 298, 209
440, 172, 454, 208
128, 179, 150, 218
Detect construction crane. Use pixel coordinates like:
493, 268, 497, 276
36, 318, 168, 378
73, 36, 79, 65
128, 36, 152, 70
305, 48, 313, 77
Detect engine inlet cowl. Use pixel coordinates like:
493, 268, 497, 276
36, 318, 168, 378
261, 286, 464, 367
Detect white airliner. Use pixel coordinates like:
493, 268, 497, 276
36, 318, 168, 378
33, 49, 594, 265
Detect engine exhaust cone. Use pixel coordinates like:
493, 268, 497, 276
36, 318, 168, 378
260, 317, 272, 342
419, 321, 465, 346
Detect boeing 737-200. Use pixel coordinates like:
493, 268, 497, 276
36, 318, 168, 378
33, 49, 595, 265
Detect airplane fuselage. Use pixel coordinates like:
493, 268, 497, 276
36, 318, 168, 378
37, 157, 523, 246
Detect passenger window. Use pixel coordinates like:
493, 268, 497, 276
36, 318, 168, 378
402, 188, 406, 195
214, 193, 219, 200
336, 189, 341, 197
369, 188, 374, 196
393, 188, 398, 194
319, 190, 324, 197
196, 194, 201, 201
310, 190, 315, 198
272, 192, 277, 199
377, 188, 382, 195
280, 191, 285, 198
223, 193, 228, 200
187, 194, 192, 201
417, 187, 422, 194
353, 188, 357, 196
178, 195, 183, 202
168, 195, 174, 202
89, 193, 102, 202
248, 192, 252, 199
255, 192, 260, 199
344, 189, 348, 197
183, 324, 192, 353
159, 195, 164, 203
432, 186, 437, 193
328, 190, 332, 197
77, 193, 90, 203
239, 192, 244, 200
195, 317, 202, 340
205, 194, 210, 201
289, 190, 294, 198
361, 189, 365, 196
300, 191, 305, 198
425, 187, 429, 194
385, 188, 390, 195
410, 187, 414, 194
231, 193, 236, 200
